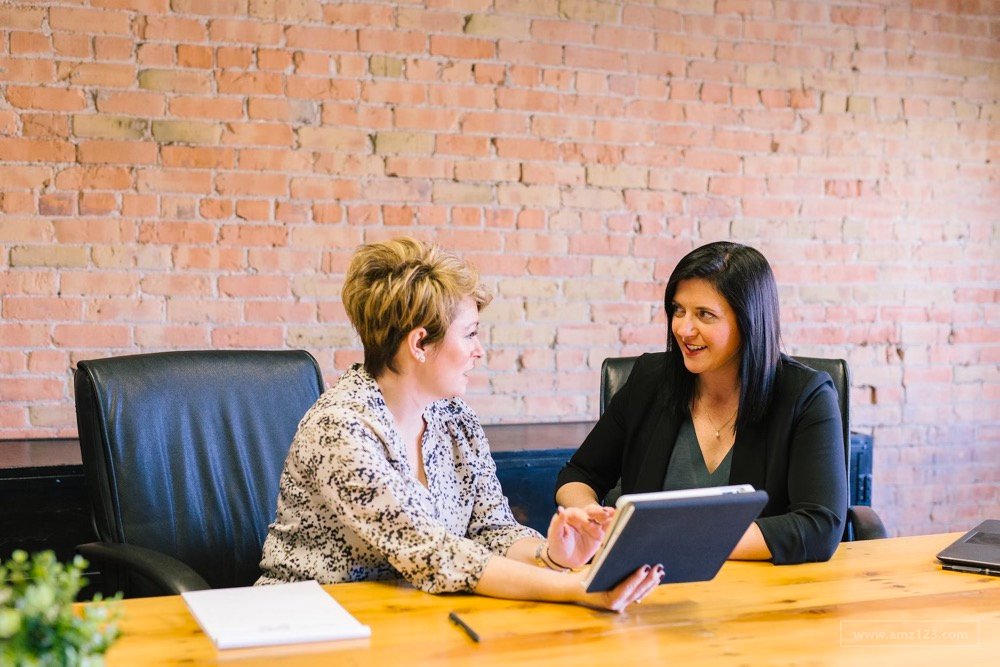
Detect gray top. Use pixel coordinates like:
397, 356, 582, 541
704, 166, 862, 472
662, 416, 734, 490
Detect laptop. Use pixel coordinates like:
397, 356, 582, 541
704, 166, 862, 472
936, 519, 1000, 576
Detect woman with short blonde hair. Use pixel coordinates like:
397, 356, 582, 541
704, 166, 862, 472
259, 237, 661, 611
342, 236, 491, 379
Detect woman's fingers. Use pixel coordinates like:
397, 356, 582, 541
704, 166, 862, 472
603, 563, 664, 612
559, 506, 610, 540
632, 564, 664, 603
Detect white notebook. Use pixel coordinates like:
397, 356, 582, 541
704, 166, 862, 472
181, 580, 371, 650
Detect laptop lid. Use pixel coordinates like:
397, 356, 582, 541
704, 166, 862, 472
936, 519, 1000, 569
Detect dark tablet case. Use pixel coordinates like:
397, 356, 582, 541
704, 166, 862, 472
584, 489, 770, 593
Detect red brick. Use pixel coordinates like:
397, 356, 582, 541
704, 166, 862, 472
215, 172, 288, 197
93, 35, 136, 61
4, 296, 82, 321
252, 48, 292, 72
138, 221, 215, 245
285, 76, 358, 101
0, 323, 51, 347
234, 202, 273, 225
218, 223, 288, 247
10, 31, 50, 54
215, 70, 283, 96
53, 324, 131, 348
172, 246, 245, 271
496, 87, 560, 113
165, 299, 240, 324
290, 176, 362, 201
62, 271, 140, 296
245, 302, 316, 323
168, 96, 243, 120
246, 248, 328, 275
211, 326, 284, 348
385, 157, 453, 179
831, 5, 885, 28
161, 146, 235, 169
49, 7, 132, 34
132, 325, 209, 348
216, 46, 253, 68
138, 69, 212, 93
136, 169, 213, 194
358, 29, 424, 54
95, 91, 166, 116
208, 18, 283, 44
427, 34, 495, 60
177, 43, 213, 68
387, 108, 455, 133
78, 192, 118, 216
428, 84, 496, 109
237, 148, 311, 173
436, 134, 492, 157
462, 111, 528, 135
50, 33, 92, 59
140, 274, 213, 297
5, 86, 87, 111
217, 275, 290, 299
136, 42, 174, 67
38, 193, 76, 216
0, 378, 65, 402
63, 62, 137, 88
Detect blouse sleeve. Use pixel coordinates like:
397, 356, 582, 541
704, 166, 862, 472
453, 407, 542, 551
294, 408, 497, 594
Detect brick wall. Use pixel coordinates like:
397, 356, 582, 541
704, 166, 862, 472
0, 1, 997, 537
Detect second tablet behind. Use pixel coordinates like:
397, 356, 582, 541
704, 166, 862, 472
583, 485, 769, 593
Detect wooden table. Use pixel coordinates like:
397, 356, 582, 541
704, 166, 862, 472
93, 533, 998, 666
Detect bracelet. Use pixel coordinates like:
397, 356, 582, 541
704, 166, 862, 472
546, 546, 573, 571
534, 542, 569, 573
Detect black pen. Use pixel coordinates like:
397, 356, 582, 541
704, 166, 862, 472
448, 611, 480, 643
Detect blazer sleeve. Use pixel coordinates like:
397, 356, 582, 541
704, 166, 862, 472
756, 377, 848, 564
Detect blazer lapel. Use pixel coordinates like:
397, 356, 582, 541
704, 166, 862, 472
730, 420, 767, 488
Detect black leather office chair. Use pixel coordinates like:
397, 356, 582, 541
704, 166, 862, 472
74, 350, 324, 598
600, 355, 888, 541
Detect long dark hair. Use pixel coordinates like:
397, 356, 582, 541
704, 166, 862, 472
662, 241, 782, 429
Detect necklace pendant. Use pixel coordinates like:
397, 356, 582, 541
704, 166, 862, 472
715, 430, 720, 438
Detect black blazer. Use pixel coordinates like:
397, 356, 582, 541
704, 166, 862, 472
557, 353, 848, 564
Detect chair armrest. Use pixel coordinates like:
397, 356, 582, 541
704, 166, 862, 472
77, 542, 211, 595
847, 505, 888, 541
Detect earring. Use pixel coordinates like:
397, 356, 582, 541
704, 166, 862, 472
416, 352, 426, 363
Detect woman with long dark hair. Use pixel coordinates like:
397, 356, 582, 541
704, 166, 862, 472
556, 241, 848, 564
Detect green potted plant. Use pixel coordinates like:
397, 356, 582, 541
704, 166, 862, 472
0, 550, 121, 667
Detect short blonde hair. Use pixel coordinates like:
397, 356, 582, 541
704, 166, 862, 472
342, 237, 492, 378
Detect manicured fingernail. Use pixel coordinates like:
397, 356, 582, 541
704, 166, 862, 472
642, 565, 650, 574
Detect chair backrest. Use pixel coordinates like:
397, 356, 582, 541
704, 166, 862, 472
600, 354, 851, 490
74, 350, 324, 593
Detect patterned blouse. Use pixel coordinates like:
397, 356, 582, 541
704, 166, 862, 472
256, 364, 540, 593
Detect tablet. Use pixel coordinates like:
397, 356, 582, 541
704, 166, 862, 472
582, 485, 769, 593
